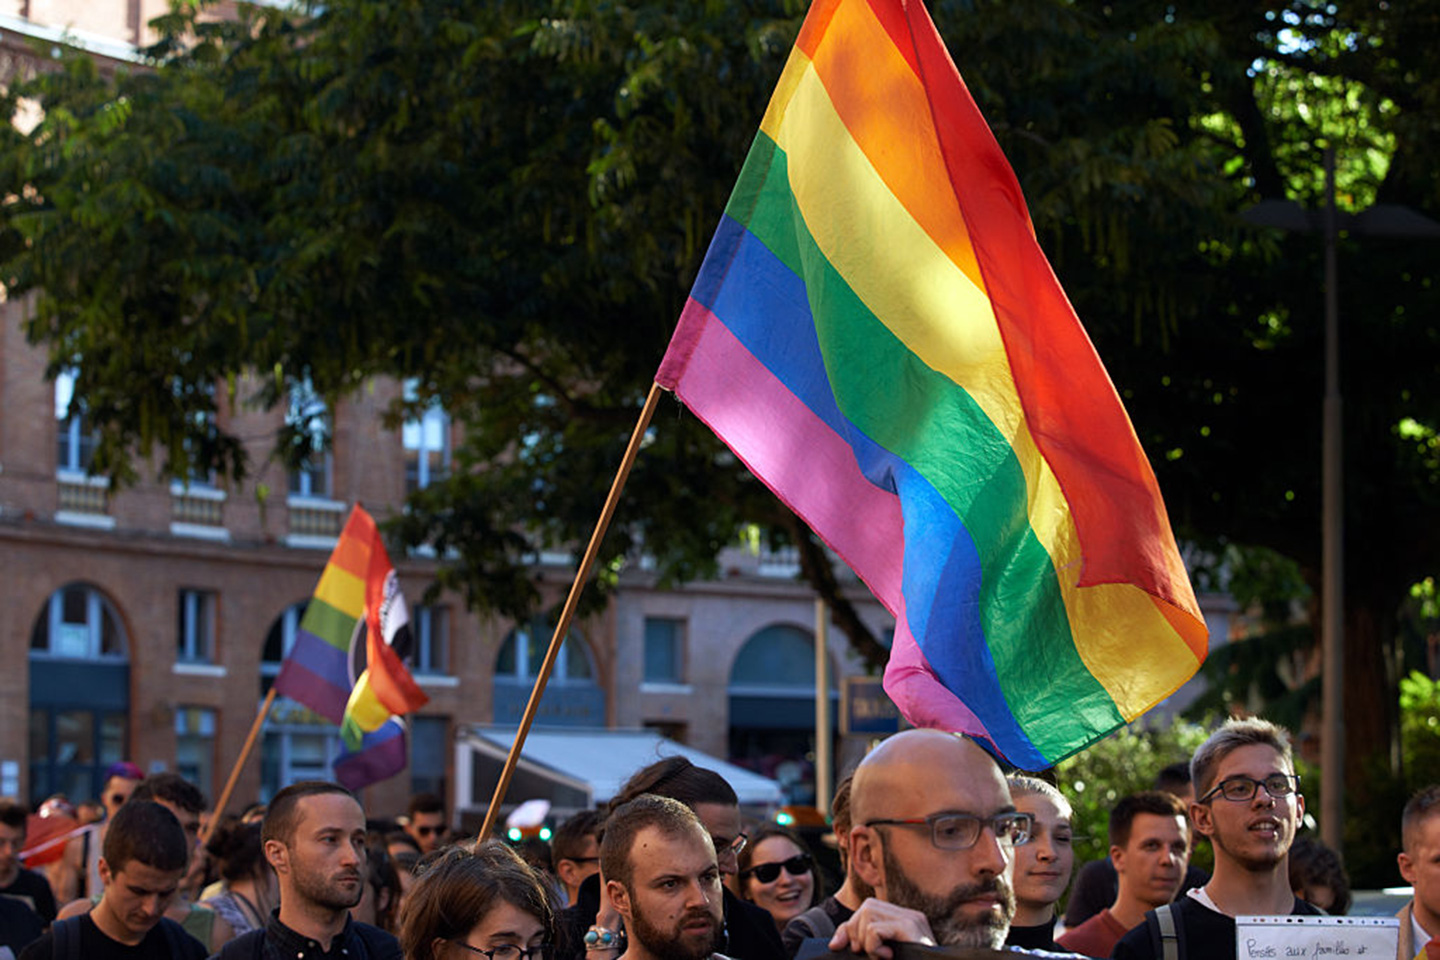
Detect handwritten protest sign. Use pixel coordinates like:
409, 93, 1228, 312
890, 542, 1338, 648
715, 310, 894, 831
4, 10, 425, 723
1236, 916, 1399, 958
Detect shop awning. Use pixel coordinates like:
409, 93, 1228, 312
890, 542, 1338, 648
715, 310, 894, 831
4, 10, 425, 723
454, 725, 784, 817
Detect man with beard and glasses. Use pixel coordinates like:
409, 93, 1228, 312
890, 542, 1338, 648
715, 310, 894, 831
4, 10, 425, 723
602, 795, 728, 960
214, 781, 400, 960
1112, 718, 1322, 960
810, 729, 1084, 960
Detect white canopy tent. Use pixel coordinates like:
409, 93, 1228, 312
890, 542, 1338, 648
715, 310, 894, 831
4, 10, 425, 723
454, 725, 784, 821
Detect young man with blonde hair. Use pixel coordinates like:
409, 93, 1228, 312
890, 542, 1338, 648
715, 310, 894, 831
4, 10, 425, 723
1112, 718, 1321, 960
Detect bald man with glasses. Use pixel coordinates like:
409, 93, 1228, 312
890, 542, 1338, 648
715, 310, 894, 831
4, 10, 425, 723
803, 729, 1083, 960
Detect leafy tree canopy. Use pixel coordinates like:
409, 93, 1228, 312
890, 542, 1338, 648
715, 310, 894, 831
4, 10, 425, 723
1, 1, 1437, 755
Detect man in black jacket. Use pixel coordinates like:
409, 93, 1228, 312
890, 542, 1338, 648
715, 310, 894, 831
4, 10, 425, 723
213, 781, 400, 960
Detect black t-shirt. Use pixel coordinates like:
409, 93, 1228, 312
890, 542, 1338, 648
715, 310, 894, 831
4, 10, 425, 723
0, 870, 58, 925
1005, 918, 1060, 951
0, 896, 44, 955
18, 913, 207, 960
1110, 894, 1323, 960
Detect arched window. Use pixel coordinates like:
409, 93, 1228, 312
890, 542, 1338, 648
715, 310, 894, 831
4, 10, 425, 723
496, 618, 594, 684
30, 583, 127, 659
260, 601, 309, 693
727, 623, 838, 807
728, 624, 833, 694
260, 600, 342, 801
493, 617, 604, 727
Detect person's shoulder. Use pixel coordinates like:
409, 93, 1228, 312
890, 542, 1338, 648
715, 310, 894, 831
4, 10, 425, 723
1110, 910, 1157, 960
152, 916, 209, 959
351, 920, 402, 959
1054, 910, 1105, 952
207, 927, 265, 960
724, 891, 786, 952
1291, 899, 1326, 916
13, 869, 49, 891
15, 928, 53, 960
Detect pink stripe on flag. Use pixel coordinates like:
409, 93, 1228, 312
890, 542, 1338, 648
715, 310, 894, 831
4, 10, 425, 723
883, 592, 989, 738
667, 298, 905, 607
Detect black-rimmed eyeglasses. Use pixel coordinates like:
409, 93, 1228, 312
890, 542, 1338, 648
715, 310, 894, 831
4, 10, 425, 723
863, 811, 1033, 850
1198, 773, 1300, 804
741, 852, 812, 883
449, 943, 552, 960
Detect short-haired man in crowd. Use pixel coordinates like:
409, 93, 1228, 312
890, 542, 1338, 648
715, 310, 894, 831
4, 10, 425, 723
402, 793, 447, 856
0, 799, 58, 926
1058, 791, 1189, 958
1064, 762, 1205, 929
603, 795, 726, 960
19, 800, 207, 959
56, 772, 232, 952
823, 728, 1076, 958
216, 781, 400, 959
782, 773, 872, 956
1397, 784, 1440, 960
554, 810, 603, 908
1112, 718, 1321, 960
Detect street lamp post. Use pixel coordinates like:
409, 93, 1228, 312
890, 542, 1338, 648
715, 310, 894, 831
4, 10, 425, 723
1243, 149, 1440, 856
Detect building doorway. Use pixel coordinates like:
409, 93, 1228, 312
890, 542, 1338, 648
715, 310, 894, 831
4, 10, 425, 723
28, 583, 130, 806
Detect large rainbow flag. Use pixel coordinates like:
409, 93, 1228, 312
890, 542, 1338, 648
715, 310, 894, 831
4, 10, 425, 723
655, 0, 1208, 768
273, 505, 428, 788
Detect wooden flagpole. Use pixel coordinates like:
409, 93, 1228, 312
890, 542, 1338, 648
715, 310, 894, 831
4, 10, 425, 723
477, 382, 665, 843
200, 686, 277, 845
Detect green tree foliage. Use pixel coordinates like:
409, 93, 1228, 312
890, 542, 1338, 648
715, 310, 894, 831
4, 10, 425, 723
1054, 717, 1214, 876
2, 2, 1439, 840
1401, 670, 1440, 789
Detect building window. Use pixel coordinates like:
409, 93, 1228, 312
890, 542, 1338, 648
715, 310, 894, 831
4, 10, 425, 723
175, 707, 216, 796
287, 382, 332, 499
260, 601, 306, 693
496, 619, 593, 683
413, 606, 449, 675
54, 369, 95, 475
260, 602, 342, 799
643, 617, 686, 684
177, 590, 217, 664
410, 715, 447, 798
403, 380, 451, 493
30, 584, 127, 659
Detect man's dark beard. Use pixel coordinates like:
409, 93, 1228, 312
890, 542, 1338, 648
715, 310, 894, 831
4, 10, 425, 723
627, 900, 722, 960
881, 843, 1013, 949
291, 857, 364, 912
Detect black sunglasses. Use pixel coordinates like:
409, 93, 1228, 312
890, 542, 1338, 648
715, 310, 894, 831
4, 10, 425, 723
741, 852, 812, 884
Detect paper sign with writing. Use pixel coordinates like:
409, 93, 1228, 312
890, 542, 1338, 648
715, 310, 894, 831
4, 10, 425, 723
1236, 916, 1399, 959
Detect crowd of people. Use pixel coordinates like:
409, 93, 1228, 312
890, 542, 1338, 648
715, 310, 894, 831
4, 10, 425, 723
0, 717, 1435, 959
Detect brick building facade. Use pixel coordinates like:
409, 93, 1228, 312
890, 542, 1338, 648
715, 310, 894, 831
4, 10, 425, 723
0, 1, 1232, 824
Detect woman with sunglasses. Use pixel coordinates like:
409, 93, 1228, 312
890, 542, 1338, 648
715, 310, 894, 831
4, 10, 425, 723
737, 826, 820, 934
400, 840, 556, 960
